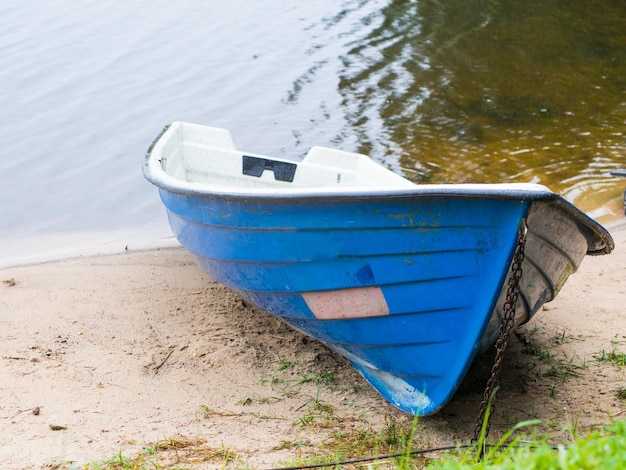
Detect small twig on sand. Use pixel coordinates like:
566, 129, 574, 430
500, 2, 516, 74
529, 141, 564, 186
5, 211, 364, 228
153, 346, 176, 375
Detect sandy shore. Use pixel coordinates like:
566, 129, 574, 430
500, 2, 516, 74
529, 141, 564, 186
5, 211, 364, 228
1, 224, 625, 469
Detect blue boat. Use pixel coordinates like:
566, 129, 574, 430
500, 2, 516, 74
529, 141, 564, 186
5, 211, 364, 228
144, 121, 614, 415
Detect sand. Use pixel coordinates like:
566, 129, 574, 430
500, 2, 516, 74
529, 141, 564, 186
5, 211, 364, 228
1, 224, 625, 469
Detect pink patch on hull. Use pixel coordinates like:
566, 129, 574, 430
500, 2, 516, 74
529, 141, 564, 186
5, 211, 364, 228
302, 287, 389, 320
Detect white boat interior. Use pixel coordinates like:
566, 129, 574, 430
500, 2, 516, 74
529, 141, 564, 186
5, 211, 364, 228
151, 121, 414, 190
146, 121, 551, 197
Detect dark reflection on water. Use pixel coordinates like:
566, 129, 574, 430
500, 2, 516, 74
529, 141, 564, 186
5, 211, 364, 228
336, 0, 626, 218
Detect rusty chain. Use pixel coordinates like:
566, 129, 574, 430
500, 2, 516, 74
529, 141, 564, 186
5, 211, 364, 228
472, 222, 527, 446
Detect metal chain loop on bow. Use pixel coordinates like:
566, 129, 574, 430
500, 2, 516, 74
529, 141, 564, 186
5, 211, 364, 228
472, 222, 527, 447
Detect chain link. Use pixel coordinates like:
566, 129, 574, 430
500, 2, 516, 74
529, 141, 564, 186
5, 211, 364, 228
472, 222, 527, 446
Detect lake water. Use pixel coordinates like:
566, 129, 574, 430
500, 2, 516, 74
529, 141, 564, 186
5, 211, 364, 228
1, 0, 625, 266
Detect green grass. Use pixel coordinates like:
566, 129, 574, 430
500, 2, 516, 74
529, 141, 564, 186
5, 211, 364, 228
519, 327, 585, 386
282, 418, 626, 470
429, 419, 626, 470
282, 415, 435, 469
69, 416, 626, 469
595, 337, 626, 368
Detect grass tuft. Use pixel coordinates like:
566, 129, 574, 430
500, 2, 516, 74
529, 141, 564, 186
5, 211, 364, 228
83, 437, 241, 469
595, 339, 626, 368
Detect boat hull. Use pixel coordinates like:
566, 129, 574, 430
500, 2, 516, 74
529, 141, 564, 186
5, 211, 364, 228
161, 191, 529, 414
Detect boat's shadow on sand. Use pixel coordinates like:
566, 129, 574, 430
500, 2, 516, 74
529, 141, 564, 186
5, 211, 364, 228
433, 322, 608, 439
